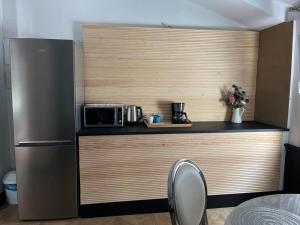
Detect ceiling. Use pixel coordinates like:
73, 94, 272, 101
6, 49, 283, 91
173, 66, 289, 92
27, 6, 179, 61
190, 0, 300, 30
282, 0, 300, 5
2, 0, 300, 36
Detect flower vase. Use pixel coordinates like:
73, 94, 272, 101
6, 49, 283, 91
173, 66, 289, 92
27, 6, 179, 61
231, 108, 245, 123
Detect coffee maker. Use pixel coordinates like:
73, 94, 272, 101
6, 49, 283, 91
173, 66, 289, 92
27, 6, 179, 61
172, 102, 189, 124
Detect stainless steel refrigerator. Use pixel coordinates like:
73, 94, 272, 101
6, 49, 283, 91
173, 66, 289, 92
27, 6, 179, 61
10, 39, 83, 220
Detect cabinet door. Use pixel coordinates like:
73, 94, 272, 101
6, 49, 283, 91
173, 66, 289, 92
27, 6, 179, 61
255, 21, 293, 128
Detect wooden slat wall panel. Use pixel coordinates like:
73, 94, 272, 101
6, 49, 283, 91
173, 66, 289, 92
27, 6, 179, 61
79, 132, 282, 204
83, 25, 259, 121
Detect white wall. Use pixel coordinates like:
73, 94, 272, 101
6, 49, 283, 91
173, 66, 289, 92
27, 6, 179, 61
9, 0, 247, 41
0, 0, 11, 192
7, 0, 294, 41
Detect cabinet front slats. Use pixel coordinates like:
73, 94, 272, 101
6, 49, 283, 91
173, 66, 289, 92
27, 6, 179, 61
79, 132, 283, 204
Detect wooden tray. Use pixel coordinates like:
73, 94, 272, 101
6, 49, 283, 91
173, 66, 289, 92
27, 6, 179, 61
144, 120, 192, 128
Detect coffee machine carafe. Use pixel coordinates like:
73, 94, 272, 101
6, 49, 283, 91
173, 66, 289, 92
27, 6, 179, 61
172, 102, 189, 124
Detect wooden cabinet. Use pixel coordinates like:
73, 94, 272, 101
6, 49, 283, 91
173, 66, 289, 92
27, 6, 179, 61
79, 132, 283, 205
255, 21, 294, 128
284, 144, 300, 192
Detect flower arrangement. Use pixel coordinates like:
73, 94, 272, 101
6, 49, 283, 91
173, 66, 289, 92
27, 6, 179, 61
225, 84, 249, 108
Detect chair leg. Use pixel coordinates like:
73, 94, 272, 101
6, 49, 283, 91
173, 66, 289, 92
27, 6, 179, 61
201, 211, 208, 225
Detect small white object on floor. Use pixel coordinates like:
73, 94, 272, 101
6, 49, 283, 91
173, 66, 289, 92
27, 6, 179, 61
3, 170, 17, 204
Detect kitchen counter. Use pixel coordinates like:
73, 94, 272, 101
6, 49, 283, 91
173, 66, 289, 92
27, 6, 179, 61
77, 121, 288, 136
78, 121, 286, 213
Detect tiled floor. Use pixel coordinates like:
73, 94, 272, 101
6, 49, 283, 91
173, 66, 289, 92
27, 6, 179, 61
0, 205, 233, 225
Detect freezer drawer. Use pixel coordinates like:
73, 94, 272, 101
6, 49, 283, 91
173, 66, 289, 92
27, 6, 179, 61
15, 145, 78, 220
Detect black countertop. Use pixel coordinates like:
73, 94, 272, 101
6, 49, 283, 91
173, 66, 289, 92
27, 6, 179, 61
77, 121, 288, 136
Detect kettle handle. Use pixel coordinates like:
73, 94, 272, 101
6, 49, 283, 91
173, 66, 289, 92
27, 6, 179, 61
137, 106, 143, 120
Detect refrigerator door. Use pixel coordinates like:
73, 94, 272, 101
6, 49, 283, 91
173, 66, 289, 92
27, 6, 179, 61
10, 39, 75, 145
16, 145, 78, 220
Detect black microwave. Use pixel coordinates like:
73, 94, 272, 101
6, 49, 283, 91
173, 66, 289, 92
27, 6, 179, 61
83, 104, 124, 127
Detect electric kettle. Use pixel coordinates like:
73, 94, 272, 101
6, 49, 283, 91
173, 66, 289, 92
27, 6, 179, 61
126, 105, 143, 124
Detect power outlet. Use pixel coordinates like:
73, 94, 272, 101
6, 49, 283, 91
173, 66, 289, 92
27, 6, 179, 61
298, 81, 300, 94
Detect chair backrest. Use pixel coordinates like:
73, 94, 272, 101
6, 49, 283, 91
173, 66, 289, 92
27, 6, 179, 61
168, 159, 208, 225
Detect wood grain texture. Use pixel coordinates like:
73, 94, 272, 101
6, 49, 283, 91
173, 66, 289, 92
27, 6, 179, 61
255, 22, 293, 128
83, 25, 259, 121
79, 132, 283, 204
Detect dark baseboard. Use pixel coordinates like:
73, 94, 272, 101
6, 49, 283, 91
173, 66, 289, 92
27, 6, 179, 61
80, 199, 169, 218
207, 191, 282, 208
0, 191, 7, 208
80, 191, 282, 217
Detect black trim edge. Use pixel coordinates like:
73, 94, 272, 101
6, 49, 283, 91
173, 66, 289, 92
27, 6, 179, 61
0, 191, 7, 208
80, 199, 169, 218
207, 191, 282, 208
80, 191, 282, 217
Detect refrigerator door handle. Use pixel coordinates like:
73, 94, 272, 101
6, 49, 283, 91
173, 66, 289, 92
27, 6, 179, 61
17, 140, 73, 146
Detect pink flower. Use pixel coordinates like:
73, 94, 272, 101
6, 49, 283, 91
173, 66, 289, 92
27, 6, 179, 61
228, 94, 235, 103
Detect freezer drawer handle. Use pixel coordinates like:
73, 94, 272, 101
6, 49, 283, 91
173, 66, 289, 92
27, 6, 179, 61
17, 140, 73, 146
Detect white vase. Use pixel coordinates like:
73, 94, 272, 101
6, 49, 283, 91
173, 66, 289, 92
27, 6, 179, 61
231, 108, 245, 123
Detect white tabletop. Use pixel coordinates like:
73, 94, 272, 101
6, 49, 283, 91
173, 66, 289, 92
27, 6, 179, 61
225, 194, 300, 225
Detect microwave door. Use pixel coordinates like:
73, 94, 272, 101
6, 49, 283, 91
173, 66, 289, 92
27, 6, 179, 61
85, 107, 116, 127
